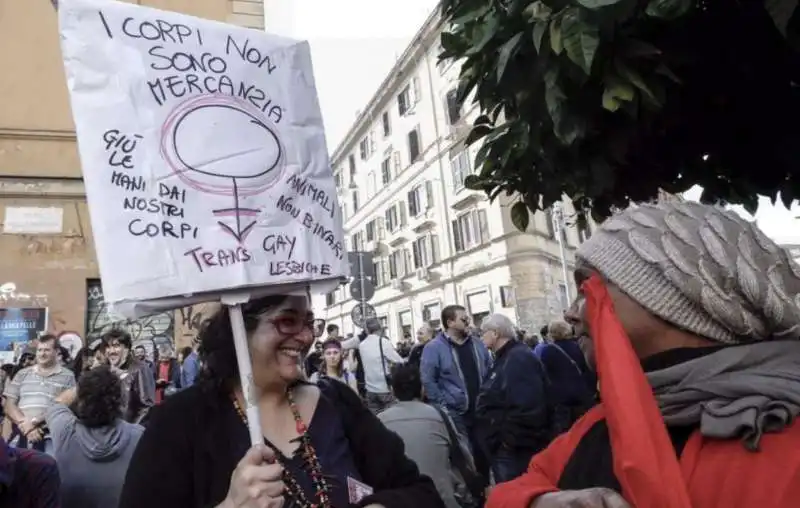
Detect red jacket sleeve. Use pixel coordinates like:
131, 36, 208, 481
486, 406, 606, 508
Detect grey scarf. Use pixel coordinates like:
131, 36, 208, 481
646, 341, 800, 451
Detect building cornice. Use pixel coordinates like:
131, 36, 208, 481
329, 7, 443, 165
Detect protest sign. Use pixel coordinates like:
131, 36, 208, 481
59, 0, 347, 311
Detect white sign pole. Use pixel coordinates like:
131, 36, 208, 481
228, 304, 262, 446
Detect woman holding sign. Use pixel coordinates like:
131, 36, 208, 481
120, 294, 444, 508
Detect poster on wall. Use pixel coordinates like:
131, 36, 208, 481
0, 308, 48, 352
59, 0, 347, 318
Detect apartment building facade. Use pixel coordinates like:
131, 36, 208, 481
319, 10, 593, 342
0, 0, 264, 357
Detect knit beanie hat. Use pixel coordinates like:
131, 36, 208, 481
576, 201, 800, 344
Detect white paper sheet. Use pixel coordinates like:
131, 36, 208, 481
59, 0, 348, 314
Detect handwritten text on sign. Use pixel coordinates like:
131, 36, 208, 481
60, 0, 347, 304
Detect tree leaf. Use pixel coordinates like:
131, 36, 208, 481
645, 0, 694, 19
465, 124, 492, 145
441, 32, 461, 53
623, 39, 662, 58
561, 10, 599, 74
523, 1, 552, 21
764, 0, 799, 37
464, 174, 484, 191
511, 201, 530, 231
655, 63, 682, 84
576, 0, 623, 9
615, 60, 657, 103
533, 20, 548, 53
497, 32, 524, 84
602, 81, 636, 111
550, 17, 563, 55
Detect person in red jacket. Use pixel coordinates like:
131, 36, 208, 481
488, 201, 800, 508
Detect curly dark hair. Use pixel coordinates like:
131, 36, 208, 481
73, 366, 123, 428
197, 295, 289, 389
102, 329, 132, 349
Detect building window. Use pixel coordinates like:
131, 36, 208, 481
351, 231, 364, 251
378, 315, 389, 332
389, 249, 410, 279
359, 137, 369, 161
577, 212, 592, 243
398, 310, 413, 340
334, 171, 342, 190
500, 286, 516, 307
381, 157, 392, 185
348, 154, 356, 178
407, 181, 433, 217
397, 77, 421, 116
325, 292, 336, 307
451, 150, 472, 191
452, 209, 490, 253
382, 111, 391, 137
407, 128, 421, 163
352, 191, 360, 213
546, 207, 568, 244
373, 258, 389, 286
544, 208, 556, 238
558, 283, 569, 311
444, 89, 461, 125
366, 171, 377, 199
412, 234, 439, 269
422, 302, 442, 329
365, 219, 377, 242
384, 202, 407, 232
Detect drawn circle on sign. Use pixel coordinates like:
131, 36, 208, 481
160, 94, 285, 196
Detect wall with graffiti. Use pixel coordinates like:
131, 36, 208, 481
85, 280, 174, 361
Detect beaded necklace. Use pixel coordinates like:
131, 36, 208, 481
230, 388, 332, 508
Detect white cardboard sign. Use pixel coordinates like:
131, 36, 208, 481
59, 0, 347, 310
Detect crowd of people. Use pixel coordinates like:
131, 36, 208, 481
2, 200, 800, 508
0, 331, 199, 507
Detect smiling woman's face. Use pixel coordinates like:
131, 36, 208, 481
248, 295, 315, 388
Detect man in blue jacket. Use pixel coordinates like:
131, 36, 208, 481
421, 304, 492, 484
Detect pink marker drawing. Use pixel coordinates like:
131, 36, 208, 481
160, 94, 284, 243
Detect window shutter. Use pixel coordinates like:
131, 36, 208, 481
430, 234, 440, 263
478, 209, 490, 244
393, 151, 401, 172
424, 181, 434, 209
452, 219, 463, 253
412, 77, 421, 103
399, 202, 408, 226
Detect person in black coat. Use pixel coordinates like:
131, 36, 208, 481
120, 294, 444, 508
475, 314, 551, 483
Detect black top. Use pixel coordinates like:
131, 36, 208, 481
120, 379, 444, 508
454, 338, 481, 412
248, 386, 361, 507
557, 347, 722, 491
475, 340, 550, 454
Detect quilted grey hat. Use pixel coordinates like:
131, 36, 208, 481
577, 201, 800, 344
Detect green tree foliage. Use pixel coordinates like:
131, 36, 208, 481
439, 0, 800, 229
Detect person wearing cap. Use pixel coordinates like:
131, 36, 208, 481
488, 201, 800, 508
